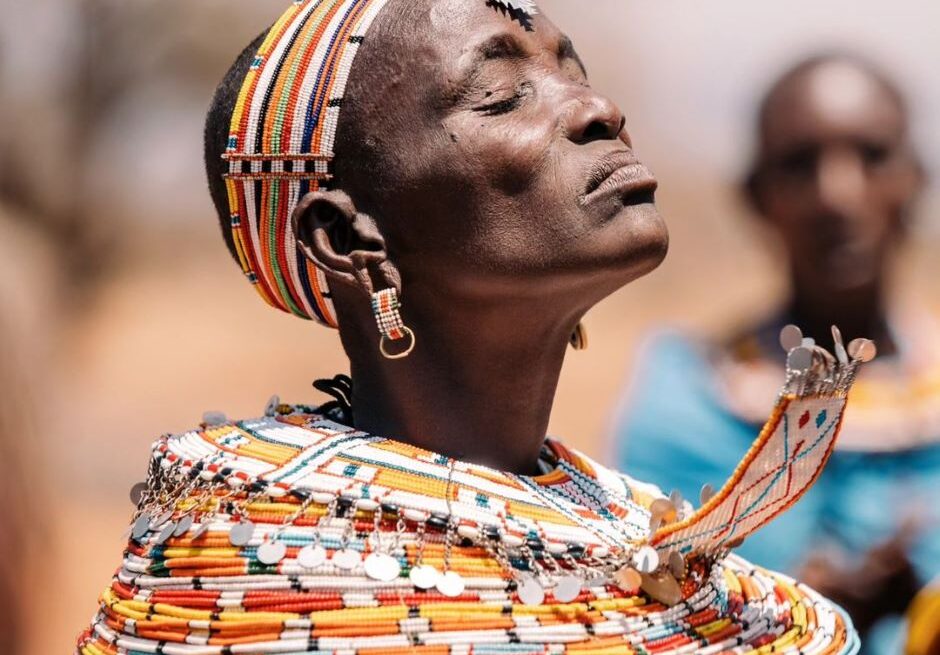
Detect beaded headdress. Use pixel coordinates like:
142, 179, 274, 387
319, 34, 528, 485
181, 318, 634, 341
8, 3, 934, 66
223, 0, 393, 326
224, 0, 541, 327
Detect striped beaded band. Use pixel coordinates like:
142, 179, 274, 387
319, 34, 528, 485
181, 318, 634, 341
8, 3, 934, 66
223, 0, 393, 326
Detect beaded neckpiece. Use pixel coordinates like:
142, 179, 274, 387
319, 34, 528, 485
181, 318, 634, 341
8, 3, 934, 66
77, 327, 868, 654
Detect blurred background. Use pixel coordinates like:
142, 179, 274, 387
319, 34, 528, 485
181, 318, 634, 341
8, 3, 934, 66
1, 0, 938, 652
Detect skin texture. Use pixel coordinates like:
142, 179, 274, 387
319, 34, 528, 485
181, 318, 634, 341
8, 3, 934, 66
742, 55, 926, 636
745, 55, 924, 355
218, 0, 667, 474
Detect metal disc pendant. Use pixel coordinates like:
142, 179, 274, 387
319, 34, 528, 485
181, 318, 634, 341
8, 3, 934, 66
191, 521, 210, 540
632, 546, 660, 574
700, 483, 716, 506
297, 544, 327, 569
640, 570, 683, 606
332, 548, 362, 570
150, 511, 174, 530
518, 575, 545, 606
848, 338, 877, 363
229, 521, 255, 547
409, 564, 440, 590
779, 324, 803, 352
364, 553, 402, 582
173, 514, 195, 537
129, 482, 147, 506
668, 550, 686, 579
155, 522, 177, 545
613, 566, 642, 593
257, 541, 287, 565
553, 575, 582, 603
788, 346, 813, 372
131, 514, 152, 540
436, 571, 465, 598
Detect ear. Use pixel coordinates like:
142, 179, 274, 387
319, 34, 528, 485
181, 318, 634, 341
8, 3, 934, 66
742, 165, 768, 219
292, 190, 400, 297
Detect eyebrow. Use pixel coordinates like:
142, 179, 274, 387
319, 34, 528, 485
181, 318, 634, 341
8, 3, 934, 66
558, 35, 587, 77
454, 32, 587, 95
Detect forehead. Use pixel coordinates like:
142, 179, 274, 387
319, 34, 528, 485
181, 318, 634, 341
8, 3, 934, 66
761, 61, 907, 151
387, 0, 569, 76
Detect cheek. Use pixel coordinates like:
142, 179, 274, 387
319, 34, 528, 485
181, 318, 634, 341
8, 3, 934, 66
447, 113, 555, 197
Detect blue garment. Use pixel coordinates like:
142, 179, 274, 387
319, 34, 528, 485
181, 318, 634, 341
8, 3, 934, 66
613, 332, 940, 652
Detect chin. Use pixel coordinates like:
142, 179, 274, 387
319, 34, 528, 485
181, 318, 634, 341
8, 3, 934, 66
603, 202, 670, 279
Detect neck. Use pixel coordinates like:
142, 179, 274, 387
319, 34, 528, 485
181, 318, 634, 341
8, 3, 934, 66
786, 276, 896, 356
345, 290, 579, 475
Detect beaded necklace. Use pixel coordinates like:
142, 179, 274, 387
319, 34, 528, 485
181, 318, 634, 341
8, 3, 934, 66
78, 327, 869, 654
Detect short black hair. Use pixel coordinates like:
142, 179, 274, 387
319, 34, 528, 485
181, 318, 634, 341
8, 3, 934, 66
204, 31, 268, 262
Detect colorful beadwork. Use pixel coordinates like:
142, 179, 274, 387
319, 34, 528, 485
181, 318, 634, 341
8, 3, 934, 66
372, 288, 406, 341
76, 330, 868, 655
224, 0, 393, 326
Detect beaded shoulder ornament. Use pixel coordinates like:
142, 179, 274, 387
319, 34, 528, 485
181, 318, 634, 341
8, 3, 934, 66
77, 327, 869, 655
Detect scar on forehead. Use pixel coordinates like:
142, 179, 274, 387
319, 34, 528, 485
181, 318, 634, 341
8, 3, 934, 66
485, 0, 537, 32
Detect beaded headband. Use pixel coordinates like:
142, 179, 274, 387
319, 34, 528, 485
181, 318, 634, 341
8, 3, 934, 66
224, 0, 539, 326
224, 0, 393, 326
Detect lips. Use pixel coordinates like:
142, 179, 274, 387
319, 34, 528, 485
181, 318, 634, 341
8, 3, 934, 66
583, 151, 658, 206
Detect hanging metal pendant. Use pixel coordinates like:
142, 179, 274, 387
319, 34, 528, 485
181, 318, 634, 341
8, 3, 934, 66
613, 566, 642, 593
632, 545, 660, 574
518, 575, 545, 606
699, 483, 716, 505
779, 325, 803, 352
131, 514, 152, 541
640, 570, 683, 606
149, 511, 174, 530
332, 548, 362, 570
409, 564, 440, 590
129, 482, 147, 506
191, 521, 210, 541
173, 514, 195, 537
553, 575, 582, 603
155, 522, 177, 545
436, 571, 466, 597
229, 521, 256, 547
668, 550, 686, 580
258, 541, 287, 565
297, 544, 327, 569
364, 553, 402, 582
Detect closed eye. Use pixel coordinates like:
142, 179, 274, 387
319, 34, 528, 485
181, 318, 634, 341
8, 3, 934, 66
472, 82, 532, 116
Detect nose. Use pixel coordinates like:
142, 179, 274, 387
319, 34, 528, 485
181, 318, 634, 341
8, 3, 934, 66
564, 88, 628, 146
816, 148, 866, 214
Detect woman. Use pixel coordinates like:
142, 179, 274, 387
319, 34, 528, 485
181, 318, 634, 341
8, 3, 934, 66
78, 2, 869, 653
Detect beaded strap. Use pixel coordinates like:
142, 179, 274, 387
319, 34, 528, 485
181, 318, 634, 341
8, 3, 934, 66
224, 0, 392, 326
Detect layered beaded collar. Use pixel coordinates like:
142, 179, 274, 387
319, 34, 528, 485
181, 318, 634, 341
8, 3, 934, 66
126, 326, 870, 607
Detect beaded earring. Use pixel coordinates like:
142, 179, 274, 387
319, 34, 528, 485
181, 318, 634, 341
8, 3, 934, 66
372, 288, 416, 360
569, 322, 588, 351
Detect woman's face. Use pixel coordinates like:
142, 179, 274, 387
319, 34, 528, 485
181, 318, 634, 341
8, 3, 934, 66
337, 0, 668, 306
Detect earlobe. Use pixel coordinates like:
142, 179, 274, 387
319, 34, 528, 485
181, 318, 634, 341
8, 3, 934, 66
292, 190, 395, 297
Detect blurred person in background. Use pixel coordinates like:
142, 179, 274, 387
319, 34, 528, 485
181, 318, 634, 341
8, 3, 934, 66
615, 53, 940, 653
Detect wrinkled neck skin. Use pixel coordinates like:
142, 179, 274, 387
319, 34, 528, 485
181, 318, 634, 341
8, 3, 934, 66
337, 278, 595, 476
785, 275, 898, 358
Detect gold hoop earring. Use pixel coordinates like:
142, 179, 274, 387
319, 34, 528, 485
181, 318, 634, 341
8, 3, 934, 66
372, 288, 417, 360
569, 322, 588, 351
